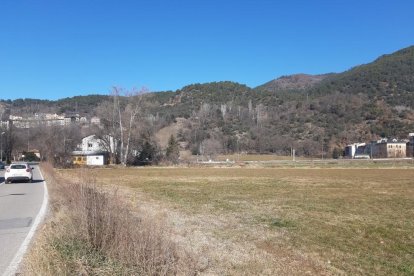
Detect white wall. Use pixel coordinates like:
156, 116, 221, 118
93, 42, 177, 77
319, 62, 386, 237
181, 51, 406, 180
87, 155, 104, 166
80, 135, 115, 153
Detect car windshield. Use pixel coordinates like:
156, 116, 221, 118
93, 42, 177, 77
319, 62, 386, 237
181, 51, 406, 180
10, 164, 27, 169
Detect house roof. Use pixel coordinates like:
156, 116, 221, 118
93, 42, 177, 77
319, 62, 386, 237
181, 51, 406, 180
72, 150, 108, 156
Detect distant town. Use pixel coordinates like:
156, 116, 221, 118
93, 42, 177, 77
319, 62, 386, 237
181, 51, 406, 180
1, 112, 100, 129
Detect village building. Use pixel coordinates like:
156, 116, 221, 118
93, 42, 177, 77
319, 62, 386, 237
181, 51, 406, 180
80, 116, 88, 123
9, 113, 66, 128
90, 116, 101, 125
64, 113, 80, 125
345, 143, 367, 158
0, 120, 10, 129
371, 138, 406, 158
72, 135, 116, 166
407, 133, 414, 158
4, 113, 101, 129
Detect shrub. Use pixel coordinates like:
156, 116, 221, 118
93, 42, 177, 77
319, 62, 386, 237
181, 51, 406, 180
24, 163, 196, 275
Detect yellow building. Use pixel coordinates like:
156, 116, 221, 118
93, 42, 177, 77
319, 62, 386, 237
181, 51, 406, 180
372, 139, 406, 158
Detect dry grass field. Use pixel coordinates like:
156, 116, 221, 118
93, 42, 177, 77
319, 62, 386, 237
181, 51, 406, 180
58, 166, 414, 275
216, 154, 309, 161
25, 164, 198, 275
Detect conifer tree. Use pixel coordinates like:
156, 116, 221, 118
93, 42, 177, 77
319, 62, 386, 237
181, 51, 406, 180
166, 135, 180, 164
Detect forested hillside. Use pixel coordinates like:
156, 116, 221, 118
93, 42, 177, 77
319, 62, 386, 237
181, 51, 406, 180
0, 95, 110, 116
1, 46, 413, 158
257, 73, 333, 92
145, 46, 414, 156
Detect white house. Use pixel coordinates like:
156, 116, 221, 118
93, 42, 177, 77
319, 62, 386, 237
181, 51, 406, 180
345, 143, 366, 158
90, 116, 101, 125
77, 135, 116, 153
72, 135, 116, 165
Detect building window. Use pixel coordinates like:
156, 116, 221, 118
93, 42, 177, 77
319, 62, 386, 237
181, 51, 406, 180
88, 143, 93, 148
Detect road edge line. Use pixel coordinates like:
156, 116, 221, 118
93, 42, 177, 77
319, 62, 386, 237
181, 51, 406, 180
2, 166, 49, 276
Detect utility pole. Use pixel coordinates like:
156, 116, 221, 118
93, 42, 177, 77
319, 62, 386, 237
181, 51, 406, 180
322, 143, 324, 160
27, 127, 30, 152
370, 143, 373, 159
0, 132, 5, 161
64, 136, 66, 154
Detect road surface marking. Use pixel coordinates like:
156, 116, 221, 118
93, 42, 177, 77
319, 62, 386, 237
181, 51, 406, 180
2, 167, 49, 276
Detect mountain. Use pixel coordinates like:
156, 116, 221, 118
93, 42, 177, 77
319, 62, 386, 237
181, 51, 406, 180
1, 46, 413, 157
309, 46, 414, 107
257, 73, 333, 92
150, 46, 414, 154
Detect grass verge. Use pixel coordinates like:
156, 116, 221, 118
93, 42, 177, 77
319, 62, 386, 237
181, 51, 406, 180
23, 163, 196, 275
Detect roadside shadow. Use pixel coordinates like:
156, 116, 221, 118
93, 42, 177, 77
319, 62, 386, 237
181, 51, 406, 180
0, 193, 26, 197
4, 179, 44, 184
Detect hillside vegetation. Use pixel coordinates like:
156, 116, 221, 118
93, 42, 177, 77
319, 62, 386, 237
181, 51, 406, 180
2, 46, 413, 157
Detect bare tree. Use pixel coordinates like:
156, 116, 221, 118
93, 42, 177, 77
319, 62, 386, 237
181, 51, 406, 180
95, 101, 118, 163
200, 138, 223, 160
102, 87, 148, 165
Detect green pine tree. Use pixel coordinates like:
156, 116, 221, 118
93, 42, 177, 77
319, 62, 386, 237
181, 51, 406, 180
166, 135, 180, 164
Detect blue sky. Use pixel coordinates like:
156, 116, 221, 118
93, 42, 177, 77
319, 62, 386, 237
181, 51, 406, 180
0, 0, 413, 100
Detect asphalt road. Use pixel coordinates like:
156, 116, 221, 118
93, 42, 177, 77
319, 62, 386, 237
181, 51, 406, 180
0, 165, 47, 275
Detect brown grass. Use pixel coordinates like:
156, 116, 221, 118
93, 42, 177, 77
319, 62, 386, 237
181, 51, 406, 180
23, 163, 196, 275
58, 166, 414, 275
216, 154, 308, 161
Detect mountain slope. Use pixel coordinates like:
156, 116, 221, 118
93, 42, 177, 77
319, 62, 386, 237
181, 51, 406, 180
1, 46, 413, 157
310, 46, 414, 107
257, 73, 333, 92
160, 46, 414, 154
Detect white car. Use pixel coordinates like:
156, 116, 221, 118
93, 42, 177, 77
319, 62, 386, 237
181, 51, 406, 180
5, 163, 34, 183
